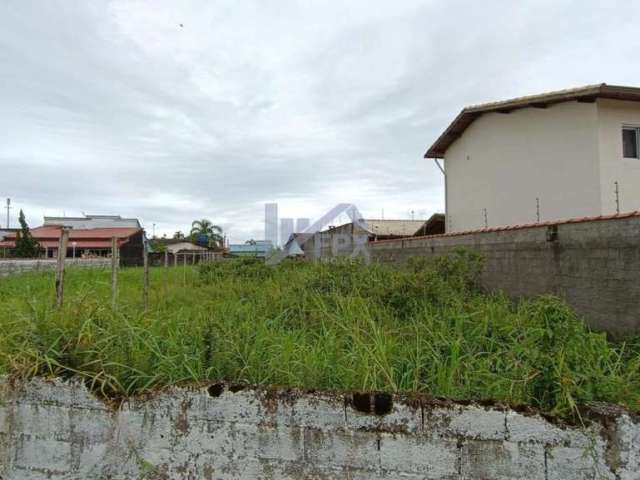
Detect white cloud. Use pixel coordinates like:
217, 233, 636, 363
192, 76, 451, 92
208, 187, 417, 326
1, 0, 639, 242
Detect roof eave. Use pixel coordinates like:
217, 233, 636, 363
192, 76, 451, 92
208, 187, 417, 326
424, 83, 640, 159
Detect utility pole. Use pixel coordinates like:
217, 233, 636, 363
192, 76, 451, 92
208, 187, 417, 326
614, 181, 620, 214
152, 223, 156, 238
536, 198, 540, 223
111, 237, 119, 310
55, 229, 69, 308
5, 198, 11, 228
483, 208, 488, 228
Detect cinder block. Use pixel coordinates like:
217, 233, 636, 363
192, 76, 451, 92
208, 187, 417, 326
460, 440, 546, 480
426, 404, 507, 441
506, 411, 587, 446
13, 434, 73, 473
267, 391, 347, 431
232, 423, 304, 462
303, 427, 381, 471
0, 403, 10, 435
546, 444, 615, 480
13, 403, 72, 442
378, 432, 459, 478
603, 414, 640, 480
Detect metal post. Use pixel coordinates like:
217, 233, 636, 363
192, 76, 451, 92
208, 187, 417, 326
536, 198, 540, 223
143, 243, 149, 312
111, 237, 119, 310
483, 208, 488, 228
615, 181, 620, 214
55, 228, 69, 307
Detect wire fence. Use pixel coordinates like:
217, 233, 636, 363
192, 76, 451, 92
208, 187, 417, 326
51, 230, 219, 308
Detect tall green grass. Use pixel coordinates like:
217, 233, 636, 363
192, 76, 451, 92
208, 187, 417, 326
0, 251, 638, 419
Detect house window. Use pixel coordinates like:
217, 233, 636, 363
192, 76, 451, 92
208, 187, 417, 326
622, 127, 639, 159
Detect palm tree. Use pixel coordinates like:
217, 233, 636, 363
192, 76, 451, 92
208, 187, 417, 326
190, 219, 224, 248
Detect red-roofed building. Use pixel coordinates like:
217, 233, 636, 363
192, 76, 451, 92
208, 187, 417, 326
0, 225, 145, 266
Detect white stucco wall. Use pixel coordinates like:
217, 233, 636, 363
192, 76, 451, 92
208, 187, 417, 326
444, 101, 601, 232
597, 99, 640, 214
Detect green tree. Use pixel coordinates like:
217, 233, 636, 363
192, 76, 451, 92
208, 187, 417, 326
173, 231, 185, 240
149, 239, 167, 253
190, 219, 223, 249
14, 210, 41, 258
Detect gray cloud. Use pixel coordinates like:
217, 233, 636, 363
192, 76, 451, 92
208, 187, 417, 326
1, 0, 639, 241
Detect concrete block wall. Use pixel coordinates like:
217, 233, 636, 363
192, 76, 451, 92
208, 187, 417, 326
0, 258, 110, 277
366, 215, 640, 335
0, 378, 638, 479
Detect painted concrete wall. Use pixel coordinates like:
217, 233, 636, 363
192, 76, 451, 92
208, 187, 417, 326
597, 99, 640, 214
0, 258, 110, 277
444, 101, 601, 232
1, 377, 638, 479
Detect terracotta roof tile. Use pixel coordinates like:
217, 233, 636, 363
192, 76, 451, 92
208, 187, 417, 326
371, 210, 640, 244
0, 226, 141, 249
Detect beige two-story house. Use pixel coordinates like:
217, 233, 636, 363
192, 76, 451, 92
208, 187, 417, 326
425, 84, 640, 232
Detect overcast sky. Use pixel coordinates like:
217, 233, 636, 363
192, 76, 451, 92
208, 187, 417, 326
1, 1, 640, 242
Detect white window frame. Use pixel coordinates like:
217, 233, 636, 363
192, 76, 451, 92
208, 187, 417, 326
622, 126, 640, 159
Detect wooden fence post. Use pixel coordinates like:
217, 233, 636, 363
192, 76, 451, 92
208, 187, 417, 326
55, 228, 69, 307
111, 237, 119, 310
183, 253, 187, 286
143, 242, 149, 312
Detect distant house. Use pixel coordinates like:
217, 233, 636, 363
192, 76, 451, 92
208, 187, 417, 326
359, 219, 428, 241
0, 229, 19, 257
0, 229, 19, 241
0, 225, 144, 266
425, 84, 640, 232
42, 214, 147, 262
164, 241, 209, 255
304, 219, 428, 259
413, 213, 445, 237
228, 240, 274, 259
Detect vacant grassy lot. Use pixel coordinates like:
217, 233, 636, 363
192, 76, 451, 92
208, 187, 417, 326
0, 252, 638, 419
